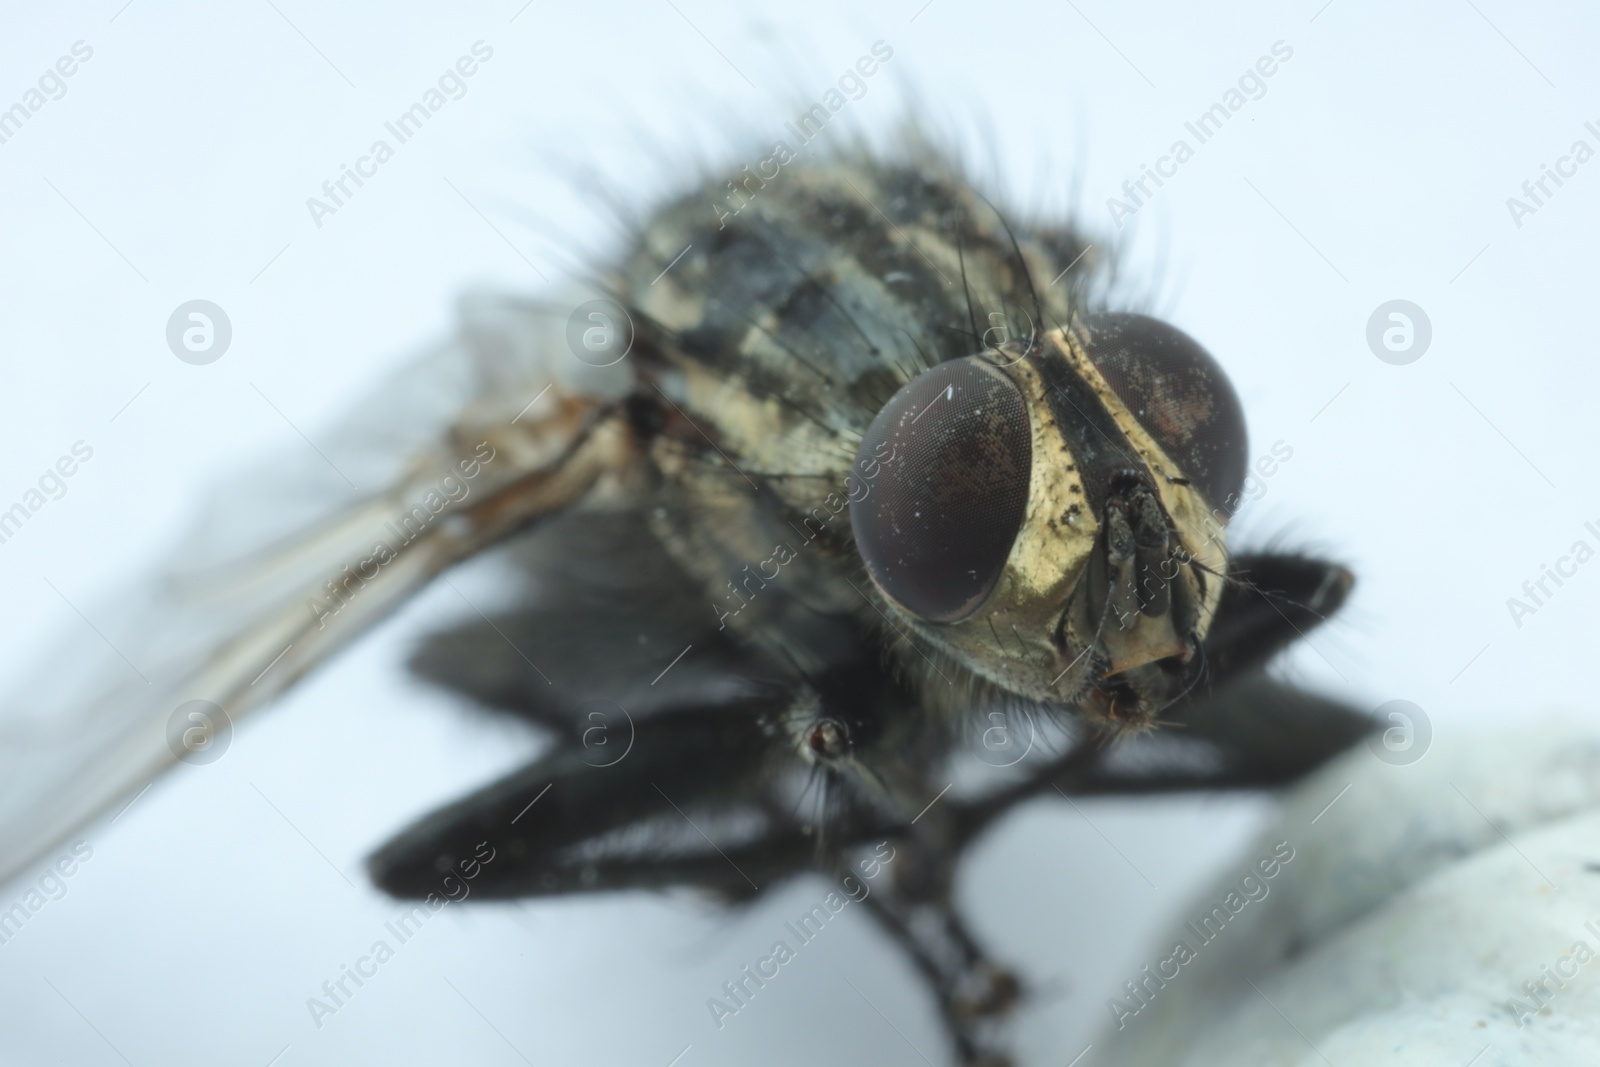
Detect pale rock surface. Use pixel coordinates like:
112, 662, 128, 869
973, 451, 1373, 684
1090, 719, 1600, 1066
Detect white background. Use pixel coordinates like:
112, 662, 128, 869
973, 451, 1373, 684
1, 1, 1597, 1064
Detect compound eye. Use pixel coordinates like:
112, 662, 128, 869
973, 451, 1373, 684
1075, 313, 1248, 511
1078, 313, 1248, 513
849, 357, 1032, 623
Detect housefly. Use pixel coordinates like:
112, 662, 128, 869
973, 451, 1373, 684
0, 134, 1369, 1066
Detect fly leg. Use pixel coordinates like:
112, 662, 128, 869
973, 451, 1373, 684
856, 844, 1022, 1067
832, 781, 1023, 1067
366, 697, 816, 902
1198, 550, 1354, 683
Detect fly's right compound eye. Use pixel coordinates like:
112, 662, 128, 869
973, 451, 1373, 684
849, 357, 1032, 623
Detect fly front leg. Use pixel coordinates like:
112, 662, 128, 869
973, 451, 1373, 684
784, 672, 1026, 1065
856, 826, 1023, 1067
860, 788, 1024, 1066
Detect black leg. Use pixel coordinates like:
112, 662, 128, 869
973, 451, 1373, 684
859, 861, 1022, 1067
1161, 674, 1375, 786
367, 699, 812, 902
381, 535, 1366, 1066
1200, 551, 1353, 686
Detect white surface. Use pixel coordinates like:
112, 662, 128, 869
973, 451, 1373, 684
1, 1, 1598, 1064
1095, 720, 1600, 1066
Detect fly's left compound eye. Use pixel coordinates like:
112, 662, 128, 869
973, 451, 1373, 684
1077, 313, 1248, 513
849, 357, 1032, 623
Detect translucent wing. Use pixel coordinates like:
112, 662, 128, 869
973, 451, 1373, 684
0, 291, 636, 885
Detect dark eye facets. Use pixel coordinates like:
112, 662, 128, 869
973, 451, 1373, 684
850, 357, 1032, 622
1078, 313, 1248, 513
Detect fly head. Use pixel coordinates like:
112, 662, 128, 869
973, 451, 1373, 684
849, 313, 1248, 730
